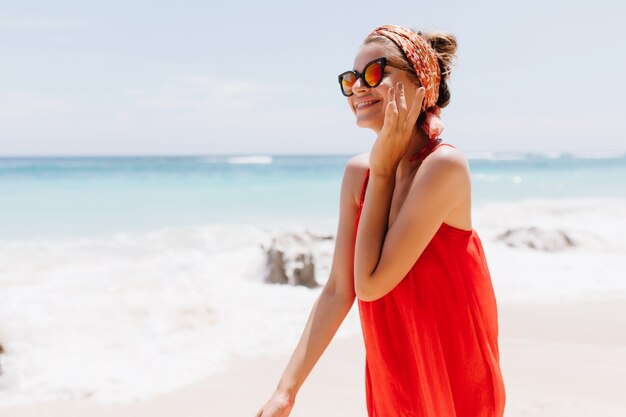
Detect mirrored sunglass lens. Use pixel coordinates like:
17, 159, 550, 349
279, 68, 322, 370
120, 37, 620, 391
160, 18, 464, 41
364, 62, 383, 87
341, 73, 356, 95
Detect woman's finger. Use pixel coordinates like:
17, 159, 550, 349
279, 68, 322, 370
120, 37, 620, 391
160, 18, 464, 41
381, 87, 398, 137
406, 87, 425, 131
397, 82, 407, 130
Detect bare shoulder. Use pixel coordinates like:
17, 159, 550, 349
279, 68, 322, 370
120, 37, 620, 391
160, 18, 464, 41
415, 144, 472, 215
343, 152, 370, 206
420, 145, 471, 177
345, 152, 370, 170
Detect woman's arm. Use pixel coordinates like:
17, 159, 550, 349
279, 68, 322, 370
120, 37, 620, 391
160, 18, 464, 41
256, 156, 366, 416
354, 148, 468, 302
274, 288, 354, 396
255, 289, 353, 417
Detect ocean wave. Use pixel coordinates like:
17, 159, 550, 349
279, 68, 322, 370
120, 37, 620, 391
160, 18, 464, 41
569, 150, 626, 159
226, 155, 273, 165
467, 151, 626, 161
0, 222, 350, 405
466, 152, 528, 161
0, 201, 625, 404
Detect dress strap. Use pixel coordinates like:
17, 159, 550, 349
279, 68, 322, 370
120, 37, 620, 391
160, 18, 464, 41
434, 143, 456, 150
409, 137, 456, 162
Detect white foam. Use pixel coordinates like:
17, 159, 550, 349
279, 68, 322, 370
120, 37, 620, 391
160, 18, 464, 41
226, 155, 273, 164
569, 150, 626, 159
473, 197, 626, 304
466, 152, 528, 161
543, 151, 563, 159
0, 222, 357, 405
1, 198, 625, 405
466, 150, 626, 160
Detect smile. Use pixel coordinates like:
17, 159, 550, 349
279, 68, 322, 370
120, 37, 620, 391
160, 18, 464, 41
355, 100, 381, 111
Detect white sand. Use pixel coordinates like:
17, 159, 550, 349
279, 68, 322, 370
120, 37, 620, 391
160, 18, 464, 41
2, 296, 625, 417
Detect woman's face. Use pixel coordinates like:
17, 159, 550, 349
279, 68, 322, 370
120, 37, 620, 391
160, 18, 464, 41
348, 42, 420, 133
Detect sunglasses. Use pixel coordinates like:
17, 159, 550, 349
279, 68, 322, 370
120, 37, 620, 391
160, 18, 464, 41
338, 57, 387, 97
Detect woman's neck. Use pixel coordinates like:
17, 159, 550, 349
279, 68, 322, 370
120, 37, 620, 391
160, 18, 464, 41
395, 130, 432, 180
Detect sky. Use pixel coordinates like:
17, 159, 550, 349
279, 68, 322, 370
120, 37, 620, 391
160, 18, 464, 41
0, 0, 624, 156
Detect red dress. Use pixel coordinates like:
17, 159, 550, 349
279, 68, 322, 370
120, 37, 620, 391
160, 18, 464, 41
354, 140, 506, 417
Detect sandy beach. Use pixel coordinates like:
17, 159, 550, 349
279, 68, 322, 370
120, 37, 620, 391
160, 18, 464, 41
2, 161, 625, 416
2, 296, 625, 417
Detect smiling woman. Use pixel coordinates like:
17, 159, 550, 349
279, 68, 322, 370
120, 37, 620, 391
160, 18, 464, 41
256, 24, 506, 417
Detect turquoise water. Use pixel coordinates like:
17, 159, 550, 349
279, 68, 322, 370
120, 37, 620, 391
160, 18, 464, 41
2, 152, 626, 240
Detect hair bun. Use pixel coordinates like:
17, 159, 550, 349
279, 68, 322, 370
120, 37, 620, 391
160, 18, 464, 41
416, 30, 458, 108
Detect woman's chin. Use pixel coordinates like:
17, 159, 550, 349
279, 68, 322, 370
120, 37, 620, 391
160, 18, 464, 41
355, 117, 382, 131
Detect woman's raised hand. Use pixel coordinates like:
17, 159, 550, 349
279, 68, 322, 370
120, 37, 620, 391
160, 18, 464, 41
369, 83, 426, 177
254, 389, 295, 417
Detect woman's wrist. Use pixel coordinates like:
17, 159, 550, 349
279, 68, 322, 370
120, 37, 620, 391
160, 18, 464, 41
369, 159, 400, 179
368, 169, 397, 185
275, 383, 298, 402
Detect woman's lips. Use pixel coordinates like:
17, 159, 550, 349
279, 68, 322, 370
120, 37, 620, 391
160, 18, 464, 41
355, 100, 381, 111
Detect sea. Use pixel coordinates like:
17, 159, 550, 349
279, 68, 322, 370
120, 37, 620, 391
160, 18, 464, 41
1, 150, 625, 405
2, 151, 626, 240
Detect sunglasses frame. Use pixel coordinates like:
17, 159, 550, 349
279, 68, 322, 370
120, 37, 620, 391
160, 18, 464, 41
338, 57, 388, 97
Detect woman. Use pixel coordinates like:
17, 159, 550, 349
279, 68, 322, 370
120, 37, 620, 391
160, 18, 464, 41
256, 24, 506, 417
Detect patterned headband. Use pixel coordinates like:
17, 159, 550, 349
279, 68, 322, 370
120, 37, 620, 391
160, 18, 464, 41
367, 24, 444, 140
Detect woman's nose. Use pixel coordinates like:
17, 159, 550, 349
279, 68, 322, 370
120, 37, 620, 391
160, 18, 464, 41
351, 76, 369, 94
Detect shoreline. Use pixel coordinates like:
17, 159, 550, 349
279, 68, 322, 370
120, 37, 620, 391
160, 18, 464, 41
1, 297, 625, 416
